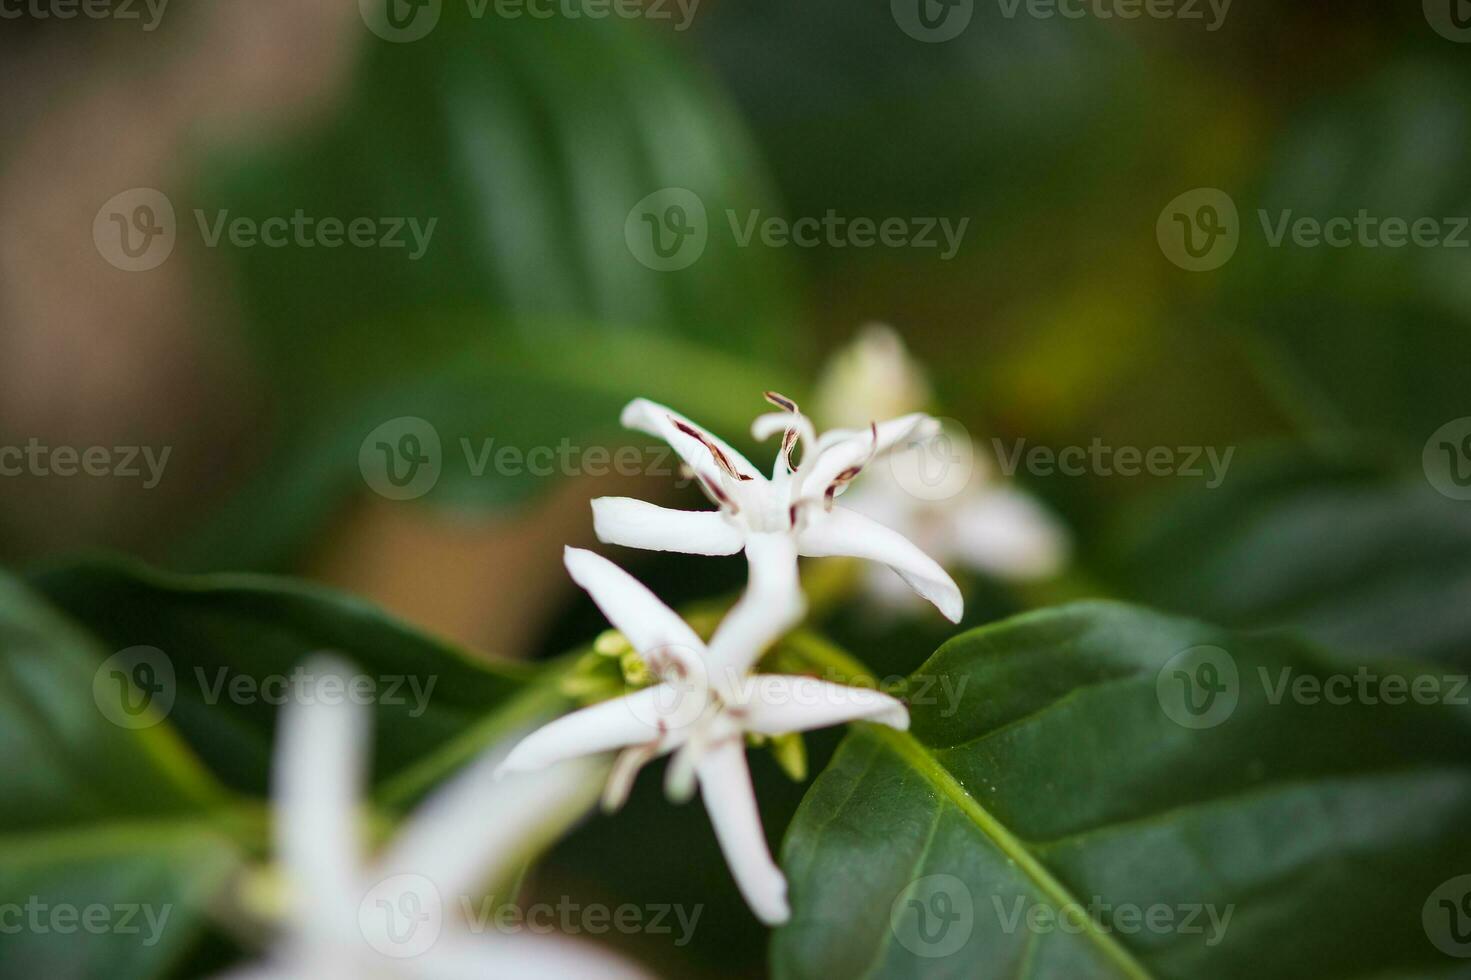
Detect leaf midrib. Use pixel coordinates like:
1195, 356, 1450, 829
866, 725, 1154, 980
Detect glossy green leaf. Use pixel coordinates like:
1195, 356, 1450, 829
774, 602, 1471, 978
170, 323, 797, 572
175, 13, 800, 571
0, 570, 242, 980
28, 558, 566, 805
1108, 450, 1471, 667
1224, 61, 1471, 446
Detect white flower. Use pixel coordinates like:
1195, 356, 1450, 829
815, 325, 1069, 609
590, 395, 964, 644
813, 322, 934, 429
219, 657, 650, 980
499, 548, 911, 926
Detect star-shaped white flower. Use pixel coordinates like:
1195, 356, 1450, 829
499, 548, 911, 926
815, 325, 1069, 611
219, 657, 649, 980
591, 395, 963, 670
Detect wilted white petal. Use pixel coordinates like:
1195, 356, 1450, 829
590, 497, 744, 556
274, 656, 369, 945
738, 675, 909, 734
697, 737, 789, 926
564, 547, 709, 683
706, 532, 805, 683
797, 506, 963, 622
374, 754, 603, 901
411, 933, 654, 980
951, 486, 1069, 580
621, 397, 762, 485
498, 686, 695, 774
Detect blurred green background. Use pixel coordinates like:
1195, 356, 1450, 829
2, 1, 1469, 976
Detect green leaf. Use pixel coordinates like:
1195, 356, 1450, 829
28, 557, 565, 805
174, 14, 801, 571
170, 323, 798, 572
1107, 449, 1471, 668
0, 570, 243, 979
0, 823, 240, 980
1224, 61, 1471, 446
774, 603, 1471, 978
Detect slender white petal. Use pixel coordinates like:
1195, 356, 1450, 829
274, 657, 368, 945
498, 685, 697, 774
951, 486, 1069, 580
738, 675, 910, 734
411, 933, 654, 980
590, 497, 745, 556
706, 532, 805, 683
564, 546, 709, 683
802, 414, 935, 500
375, 754, 603, 901
797, 505, 963, 622
697, 737, 789, 926
620, 397, 763, 484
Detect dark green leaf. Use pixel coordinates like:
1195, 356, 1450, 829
0, 570, 242, 980
774, 603, 1471, 978
1107, 449, 1471, 667
28, 557, 565, 805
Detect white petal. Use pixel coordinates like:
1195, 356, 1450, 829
591, 497, 745, 556
797, 506, 963, 622
498, 685, 698, 774
621, 397, 763, 484
697, 738, 789, 925
706, 532, 806, 684
273, 656, 369, 944
738, 674, 910, 734
801, 414, 936, 501
410, 933, 653, 980
951, 486, 1070, 580
564, 546, 709, 683
374, 753, 603, 902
